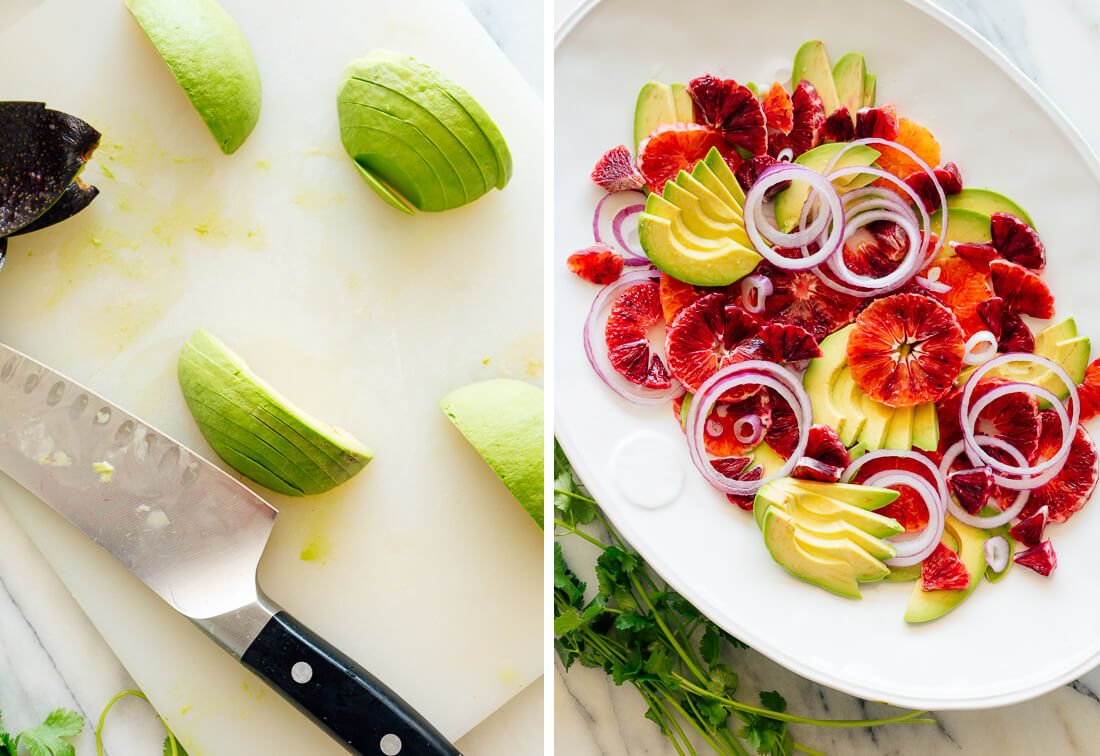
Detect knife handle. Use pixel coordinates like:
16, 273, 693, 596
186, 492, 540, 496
240, 610, 460, 756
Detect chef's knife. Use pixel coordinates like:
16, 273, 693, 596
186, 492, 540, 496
0, 342, 459, 756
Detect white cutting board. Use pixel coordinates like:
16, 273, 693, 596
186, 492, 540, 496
0, 0, 543, 752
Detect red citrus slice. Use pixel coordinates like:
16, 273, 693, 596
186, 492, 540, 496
756, 262, 861, 341
875, 117, 941, 180
990, 213, 1045, 271
753, 323, 821, 364
851, 455, 937, 532
921, 542, 970, 591
989, 259, 1054, 319
590, 145, 644, 192
605, 282, 672, 389
665, 293, 760, 392
658, 273, 705, 324
951, 242, 998, 273
726, 466, 764, 511
843, 220, 908, 278
922, 256, 993, 337
768, 80, 824, 158
947, 467, 995, 515
762, 82, 793, 133
855, 104, 899, 141
1076, 358, 1100, 422
686, 75, 767, 155
637, 123, 739, 193
847, 293, 965, 407
791, 425, 849, 482
735, 154, 781, 193
976, 297, 1035, 353
820, 107, 854, 143
568, 244, 624, 285
904, 170, 942, 212
765, 389, 799, 458
702, 391, 773, 457
1009, 506, 1048, 547
936, 378, 1041, 462
1014, 540, 1057, 576
935, 162, 963, 195
1017, 410, 1098, 523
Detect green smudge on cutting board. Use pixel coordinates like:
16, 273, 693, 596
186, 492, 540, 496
300, 534, 332, 563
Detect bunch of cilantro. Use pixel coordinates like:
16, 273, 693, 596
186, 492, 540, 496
0, 708, 82, 756
554, 442, 933, 756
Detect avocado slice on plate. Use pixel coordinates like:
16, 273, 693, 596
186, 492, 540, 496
946, 188, 1034, 228
931, 207, 991, 246
763, 508, 862, 599
773, 143, 880, 232
792, 40, 840, 114
832, 52, 866, 122
905, 516, 987, 623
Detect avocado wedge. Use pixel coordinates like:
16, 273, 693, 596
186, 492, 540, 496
178, 330, 373, 496
0, 102, 100, 237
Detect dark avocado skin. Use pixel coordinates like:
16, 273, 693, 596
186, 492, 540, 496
0, 102, 101, 237
9, 179, 99, 237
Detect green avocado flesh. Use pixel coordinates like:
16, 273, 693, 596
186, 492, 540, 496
178, 330, 373, 496
905, 516, 987, 623
792, 40, 840, 115
803, 325, 939, 452
831, 52, 865, 121
633, 81, 695, 151
946, 188, 1034, 228
981, 318, 1089, 402
773, 143, 880, 232
755, 478, 900, 598
441, 379, 544, 529
125, 0, 262, 155
337, 49, 511, 213
0, 102, 100, 237
931, 207, 991, 247
639, 147, 759, 286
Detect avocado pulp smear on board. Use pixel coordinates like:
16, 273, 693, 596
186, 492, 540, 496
337, 49, 512, 214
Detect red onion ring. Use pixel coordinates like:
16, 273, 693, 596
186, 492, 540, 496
962, 331, 997, 366
841, 448, 950, 507
826, 207, 922, 290
960, 354, 1079, 484
743, 163, 845, 268
985, 535, 1010, 573
863, 470, 945, 567
582, 268, 685, 405
593, 191, 647, 261
916, 275, 951, 294
734, 414, 764, 445
685, 361, 811, 495
939, 436, 1030, 528
740, 273, 773, 315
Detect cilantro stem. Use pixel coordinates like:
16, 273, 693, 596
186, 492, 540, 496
555, 488, 598, 505
630, 571, 709, 681
95, 689, 183, 756
553, 518, 609, 549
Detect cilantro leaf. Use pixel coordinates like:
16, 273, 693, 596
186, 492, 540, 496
163, 734, 190, 756
16, 708, 83, 756
759, 690, 787, 713
740, 692, 792, 756
554, 441, 596, 525
701, 623, 722, 666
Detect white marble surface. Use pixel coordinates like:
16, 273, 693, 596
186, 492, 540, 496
0, 1, 544, 754
554, 0, 1100, 753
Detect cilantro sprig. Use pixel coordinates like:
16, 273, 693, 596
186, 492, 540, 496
554, 441, 934, 755
0, 708, 83, 756
96, 690, 187, 756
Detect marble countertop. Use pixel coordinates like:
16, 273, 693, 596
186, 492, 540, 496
554, 0, 1100, 754
0, 1, 543, 755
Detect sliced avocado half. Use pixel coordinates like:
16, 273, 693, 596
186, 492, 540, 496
178, 329, 373, 497
832, 52, 866, 122
792, 40, 840, 115
633, 81, 695, 152
931, 207, 991, 247
946, 189, 1033, 228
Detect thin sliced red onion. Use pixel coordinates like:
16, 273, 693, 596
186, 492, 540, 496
740, 273, 773, 315
985, 536, 1010, 573
863, 470, 945, 567
685, 361, 811, 495
593, 191, 647, 261
841, 448, 950, 508
961, 354, 1078, 484
916, 275, 951, 294
734, 414, 764, 445
825, 137, 947, 262
582, 268, 685, 405
939, 436, 1030, 528
962, 331, 997, 366
743, 164, 845, 267
776, 147, 794, 163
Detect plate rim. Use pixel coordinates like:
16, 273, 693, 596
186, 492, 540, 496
554, 0, 1100, 710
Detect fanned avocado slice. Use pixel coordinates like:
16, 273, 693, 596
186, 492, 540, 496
0, 102, 100, 236
10, 179, 99, 237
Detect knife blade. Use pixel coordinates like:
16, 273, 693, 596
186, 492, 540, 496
0, 342, 459, 756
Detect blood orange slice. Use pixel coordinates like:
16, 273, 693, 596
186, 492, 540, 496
637, 123, 738, 193
568, 244, 624, 285
604, 282, 672, 389
701, 391, 772, 457
856, 104, 899, 141
1017, 410, 1098, 523
921, 542, 970, 591
1077, 358, 1100, 422
820, 106, 854, 143
936, 378, 1041, 462
921, 256, 993, 337
762, 82, 793, 134
947, 467, 994, 515
847, 293, 965, 407
590, 144, 645, 192
665, 293, 760, 392
990, 213, 1045, 271
1009, 506, 1048, 547
976, 297, 1035, 353
791, 425, 849, 482
1014, 541, 1057, 576
686, 75, 768, 156
989, 259, 1054, 319
756, 262, 861, 340
874, 117, 941, 179
768, 80, 824, 158
850, 454, 938, 532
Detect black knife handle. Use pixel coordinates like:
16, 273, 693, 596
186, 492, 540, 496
240, 610, 459, 755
